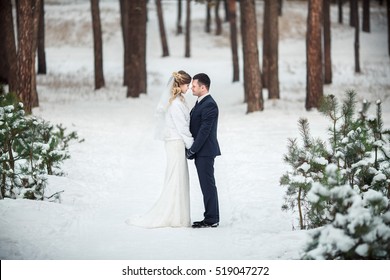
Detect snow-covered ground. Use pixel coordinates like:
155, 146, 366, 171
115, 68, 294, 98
1, 0, 389, 268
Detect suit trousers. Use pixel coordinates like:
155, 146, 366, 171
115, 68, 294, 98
194, 156, 219, 224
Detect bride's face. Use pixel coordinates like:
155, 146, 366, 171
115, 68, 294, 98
180, 83, 190, 94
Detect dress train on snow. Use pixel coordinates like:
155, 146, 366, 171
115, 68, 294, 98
126, 140, 190, 228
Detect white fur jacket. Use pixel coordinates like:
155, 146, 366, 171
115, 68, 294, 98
164, 96, 194, 149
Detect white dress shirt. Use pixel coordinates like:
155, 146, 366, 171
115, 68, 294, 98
196, 93, 210, 103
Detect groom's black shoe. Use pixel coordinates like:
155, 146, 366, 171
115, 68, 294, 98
192, 220, 219, 228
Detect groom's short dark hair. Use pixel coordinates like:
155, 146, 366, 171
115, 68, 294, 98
193, 73, 210, 90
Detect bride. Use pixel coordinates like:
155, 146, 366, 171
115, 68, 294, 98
127, 71, 193, 228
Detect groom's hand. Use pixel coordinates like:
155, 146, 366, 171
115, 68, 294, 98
186, 148, 195, 160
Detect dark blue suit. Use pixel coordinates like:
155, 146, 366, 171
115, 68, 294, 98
190, 95, 221, 224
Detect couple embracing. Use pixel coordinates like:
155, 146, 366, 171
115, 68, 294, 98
128, 71, 220, 229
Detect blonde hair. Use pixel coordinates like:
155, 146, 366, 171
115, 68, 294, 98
169, 70, 192, 104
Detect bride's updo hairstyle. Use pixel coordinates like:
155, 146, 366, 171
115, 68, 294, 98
169, 70, 191, 104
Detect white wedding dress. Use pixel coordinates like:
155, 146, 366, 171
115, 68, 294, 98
127, 95, 193, 228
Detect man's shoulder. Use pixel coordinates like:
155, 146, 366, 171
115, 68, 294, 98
199, 97, 218, 116
202, 95, 218, 105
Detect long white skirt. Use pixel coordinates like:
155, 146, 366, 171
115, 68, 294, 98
127, 139, 191, 228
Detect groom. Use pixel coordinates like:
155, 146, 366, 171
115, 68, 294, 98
186, 73, 221, 228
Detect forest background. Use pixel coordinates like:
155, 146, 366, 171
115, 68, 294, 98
1, 0, 390, 268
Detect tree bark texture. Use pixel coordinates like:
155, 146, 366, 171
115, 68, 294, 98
240, 0, 263, 113
338, 0, 343, 24
240, 5, 249, 103
352, 0, 361, 73
349, 0, 356, 27
306, 0, 323, 110
30, 0, 41, 108
223, 0, 229, 22
215, 0, 222, 35
262, 0, 270, 89
126, 0, 147, 97
126, 0, 140, 97
185, 0, 191, 58
138, 0, 147, 94
156, 0, 169, 57
37, 0, 46, 74
228, 0, 239, 82
0, 0, 18, 93
176, 0, 183, 35
205, 0, 211, 33
17, 0, 35, 113
323, 0, 332, 84
0, 0, 9, 84
119, 0, 128, 86
388, 0, 390, 56
268, 0, 280, 99
279, 0, 283, 16
362, 0, 370, 32
91, 0, 105, 90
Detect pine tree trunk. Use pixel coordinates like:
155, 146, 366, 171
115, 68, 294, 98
17, 0, 35, 114
350, 0, 356, 27
298, 187, 304, 229
119, 0, 128, 86
228, 0, 239, 82
362, 0, 370, 32
352, 0, 361, 73
338, 0, 343, 24
126, 0, 146, 97
119, 0, 125, 81
278, 0, 283, 16
215, 0, 222, 35
268, 0, 280, 99
125, 0, 141, 97
240, 0, 263, 113
91, 0, 105, 90
262, 0, 270, 89
223, 0, 229, 22
1, 164, 5, 199
138, 0, 147, 94
31, 0, 41, 108
126, 0, 140, 97
205, 0, 211, 33
156, 0, 169, 57
176, 0, 183, 35
240, 8, 248, 103
306, 0, 323, 110
323, 0, 332, 84
37, 0, 46, 74
0, 0, 9, 84
185, 0, 191, 58
0, 0, 18, 93
15, 0, 20, 40
388, 0, 390, 56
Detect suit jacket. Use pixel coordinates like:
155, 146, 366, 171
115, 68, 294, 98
190, 95, 221, 157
